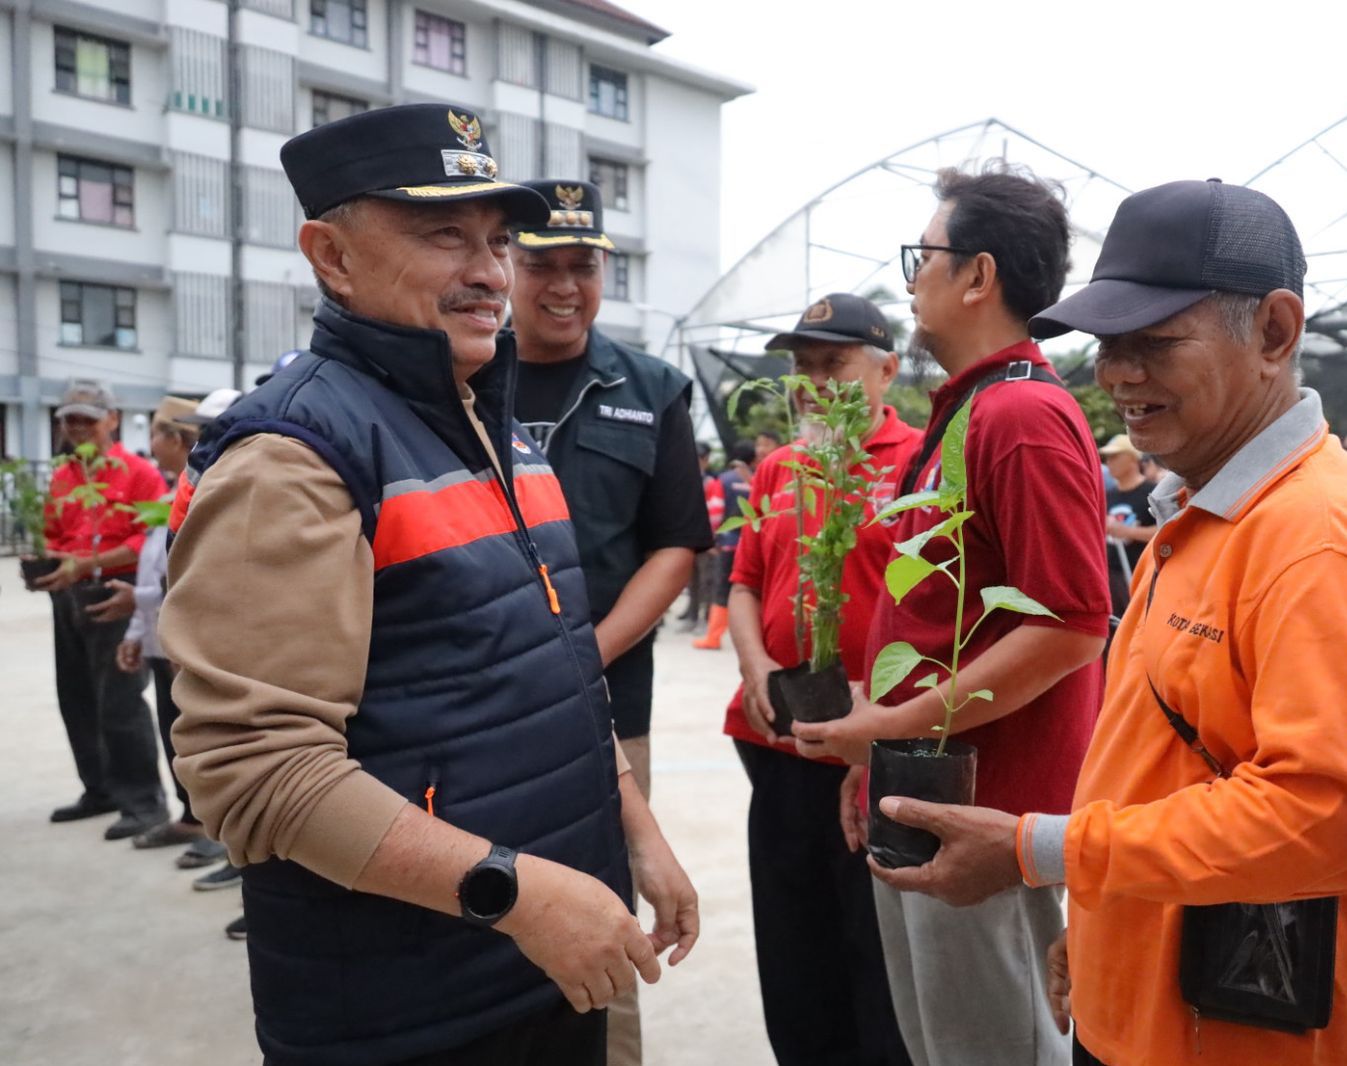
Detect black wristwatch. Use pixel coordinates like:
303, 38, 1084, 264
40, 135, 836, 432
457, 844, 519, 928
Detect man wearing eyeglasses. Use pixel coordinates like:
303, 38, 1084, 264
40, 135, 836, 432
795, 165, 1110, 1066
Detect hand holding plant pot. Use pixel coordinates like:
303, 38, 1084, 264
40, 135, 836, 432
43, 442, 127, 608
722, 375, 892, 736
865, 401, 1061, 870
2, 459, 60, 589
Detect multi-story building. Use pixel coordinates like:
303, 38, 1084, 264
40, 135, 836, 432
0, 0, 748, 458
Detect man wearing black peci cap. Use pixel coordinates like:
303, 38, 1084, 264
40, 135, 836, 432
865, 179, 1347, 1066
160, 105, 697, 1066
508, 179, 711, 1066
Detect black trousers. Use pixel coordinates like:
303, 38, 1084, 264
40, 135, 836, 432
50, 588, 164, 817
1073, 1035, 1108, 1065
736, 741, 912, 1066
264, 1001, 606, 1066
148, 656, 196, 824
712, 547, 736, 607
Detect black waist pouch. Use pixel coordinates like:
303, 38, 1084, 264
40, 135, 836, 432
1178, 896, 1337, 1032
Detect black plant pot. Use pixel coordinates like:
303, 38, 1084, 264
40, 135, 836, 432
867, 738, 977, 869
20, 557, 61, 590
71, 579, 114, 612
766, 660, 852, 738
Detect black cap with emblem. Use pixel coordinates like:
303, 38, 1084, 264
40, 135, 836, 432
280, 103, 549, 225
512, 180, 616, 251
766, 292, 894, 352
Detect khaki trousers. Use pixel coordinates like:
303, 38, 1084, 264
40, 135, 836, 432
608, 734, 651, 1066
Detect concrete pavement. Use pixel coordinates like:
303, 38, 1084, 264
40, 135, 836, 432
0, 578, 774, 1066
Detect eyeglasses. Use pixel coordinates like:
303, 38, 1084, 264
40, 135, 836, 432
901, 244, 975, 284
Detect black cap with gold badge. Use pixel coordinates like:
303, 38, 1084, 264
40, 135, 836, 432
512, 180, 616, 251
280, 103, 549, 225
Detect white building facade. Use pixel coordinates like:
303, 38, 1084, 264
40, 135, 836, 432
0, 0, 748, 458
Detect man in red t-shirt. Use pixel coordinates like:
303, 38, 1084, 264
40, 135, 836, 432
795, 170, 1109, 1066
725, 293, 920, 1066
31, 381, 168, 839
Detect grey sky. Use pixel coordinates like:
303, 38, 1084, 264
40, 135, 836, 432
624, 0, 1347, 269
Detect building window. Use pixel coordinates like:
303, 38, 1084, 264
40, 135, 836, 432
413, 11, 466, 74
59, 283, 137, 349
604, 253, 630, 302
310, 0, 367, 48
54, 27, 131, 105
312, 89, 367, 127
57, 156, 135, 227
589, 65, 628, 121
588, 158, 629, 212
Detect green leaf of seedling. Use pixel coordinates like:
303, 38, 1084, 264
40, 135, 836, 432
870, 641, 922, 702
737, 496, 756, 520
895, 511, 976, 559
968, 689, 993, 701
914, 672, 940, 690
938, 401, 972, 494
885, 554, 938, 605
930, 724, 945, 732
802, 489, 817, 516
979, 586, 1062, 620
717, 516, 748, 534
870, 489, 941, 525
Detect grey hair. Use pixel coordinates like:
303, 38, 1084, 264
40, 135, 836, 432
864, 344, 897, 365
1204, 291, 1302, 376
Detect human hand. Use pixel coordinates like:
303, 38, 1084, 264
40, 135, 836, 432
1046, 929, 1071, 1035
865, 797, 1021, 907
87, 579, 136, 622
116, 639, 143, 674
32, 552, 86, 592
1105, 518, 1129, 539
629, 825, 700, 965
500, 854, 660, 1013
839, 765, 868, 853
738, 653, 783, 741
792, 682, 884, 765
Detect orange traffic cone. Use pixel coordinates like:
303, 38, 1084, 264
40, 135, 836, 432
693, 605, 729, 650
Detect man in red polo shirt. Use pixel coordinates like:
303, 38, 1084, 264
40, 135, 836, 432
32, 381, 168, 840
795, 170, 1109, 1066
726, 293, 920, 1066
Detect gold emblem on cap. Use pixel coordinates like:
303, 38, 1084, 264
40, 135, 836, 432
555, 185, 585, 211
448, 110, 483, 151
457, 155, 479, 175
870, 324, 885, 338
547, 209, 594, 229
803, 297, 833, 324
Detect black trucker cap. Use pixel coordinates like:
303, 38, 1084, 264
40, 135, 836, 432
766, 293, 894, 352
1030, 179, 1306, 339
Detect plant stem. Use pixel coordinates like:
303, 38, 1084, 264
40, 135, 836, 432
937, 520, 967, 757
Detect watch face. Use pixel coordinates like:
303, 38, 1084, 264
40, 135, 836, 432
463, 863, 517, 921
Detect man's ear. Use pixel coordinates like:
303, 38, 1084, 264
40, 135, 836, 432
960, 251, 1000, 309
1257, 289, 1304, 376
878, 350, 900, 389
298, 219, 356, 300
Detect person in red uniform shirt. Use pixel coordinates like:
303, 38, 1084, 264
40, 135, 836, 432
795, 168, 1109, 1066
32, 381, 169, 839
726, 293, 921, 1066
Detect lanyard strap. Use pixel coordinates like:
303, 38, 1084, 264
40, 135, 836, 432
1143, 567, 1230, 780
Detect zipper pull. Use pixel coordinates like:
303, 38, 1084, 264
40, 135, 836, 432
538, 563, 561, 615
424, 767, 440, 817
1191, 1005, 1203, 1056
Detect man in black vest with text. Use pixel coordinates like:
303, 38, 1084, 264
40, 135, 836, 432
509, 180, 713, 1066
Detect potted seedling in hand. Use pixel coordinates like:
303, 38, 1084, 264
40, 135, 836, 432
2, 459, 59, 589
53, 442, 127, 611
723, 374, 891, 735
866, 401, 1060, 869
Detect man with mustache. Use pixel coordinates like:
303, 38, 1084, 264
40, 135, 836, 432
160, 105, 697, 1066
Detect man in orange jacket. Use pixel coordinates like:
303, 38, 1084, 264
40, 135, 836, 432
867, 179, 1347, 1066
